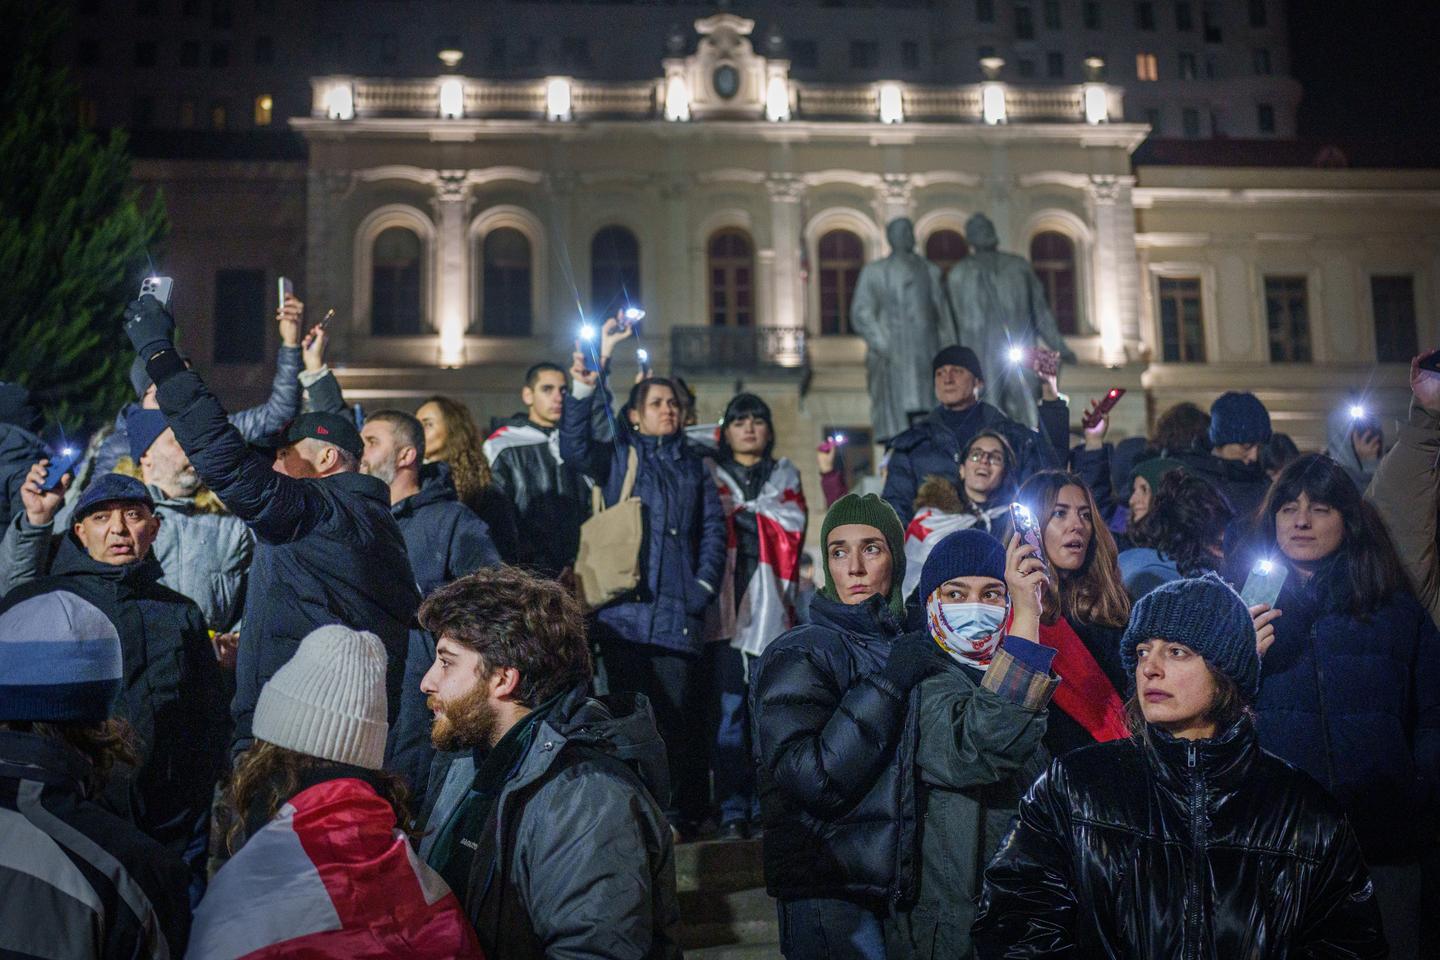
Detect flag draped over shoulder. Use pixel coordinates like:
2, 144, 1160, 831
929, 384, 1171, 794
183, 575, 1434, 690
185, 778, 483, 960
713, 458, 807, 657
900, 503, 1010, 599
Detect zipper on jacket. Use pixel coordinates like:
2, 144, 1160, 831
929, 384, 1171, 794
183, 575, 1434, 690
1185, 743, 1203, 960
1309, 625, 1339, 792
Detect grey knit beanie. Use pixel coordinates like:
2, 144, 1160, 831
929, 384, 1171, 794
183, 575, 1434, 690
1119, 573, 1260, 701
252, 624, 389, 770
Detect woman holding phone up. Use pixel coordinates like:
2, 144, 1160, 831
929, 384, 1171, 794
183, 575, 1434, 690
1245, 453, 1440, 956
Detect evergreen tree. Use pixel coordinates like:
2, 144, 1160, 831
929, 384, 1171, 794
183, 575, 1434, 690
0, 0, 167, 432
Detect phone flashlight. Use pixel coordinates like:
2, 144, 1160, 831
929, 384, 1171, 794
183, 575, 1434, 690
1255, 559, 1274, 575
831, 432, 847, 445
579, 323, 596, 342
1008, 346, 1024, 364
636, 348, 649, 364
1348, 404, 1367, 420
623, 307, 646, 323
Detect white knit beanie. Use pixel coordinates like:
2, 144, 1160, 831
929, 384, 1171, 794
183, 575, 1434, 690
252, 624, 389, 770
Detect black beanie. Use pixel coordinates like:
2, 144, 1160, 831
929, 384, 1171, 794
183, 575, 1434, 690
932, 345, 984, 382
1119, 573, 1261, 701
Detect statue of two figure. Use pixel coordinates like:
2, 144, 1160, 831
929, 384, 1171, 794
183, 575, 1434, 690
850, 212, 1077, 439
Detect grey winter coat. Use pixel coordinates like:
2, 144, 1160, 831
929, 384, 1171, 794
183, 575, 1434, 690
887, 658, 1050, 960
0, 511, 50, 597
144, 483, 254, 631
419, 686, 683, 960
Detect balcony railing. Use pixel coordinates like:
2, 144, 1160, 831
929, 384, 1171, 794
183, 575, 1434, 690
670, 326, 807, 373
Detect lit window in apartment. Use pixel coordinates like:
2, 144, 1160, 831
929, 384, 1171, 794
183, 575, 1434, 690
1257, 103, 1276, 133
254, 94, 273, 126
1136, 53, 1158, 81
1253, 48, 1272, 75
211, 100, 228, 130
1182, 107, 1200, 137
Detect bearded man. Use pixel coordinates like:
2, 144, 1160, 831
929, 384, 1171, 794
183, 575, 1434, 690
415, 566, 683, 959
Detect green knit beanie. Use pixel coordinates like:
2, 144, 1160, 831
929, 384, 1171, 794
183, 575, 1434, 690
819, 493, 907, 617
1129, 456, 1186, 493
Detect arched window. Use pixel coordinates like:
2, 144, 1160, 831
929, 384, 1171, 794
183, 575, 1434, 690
708, 229, 754, 327
925, 228, 968, 277
591, 226, 640, 318
371, 226, 423, 336
1030, 231, 1078, 335
818, 229, 864, 335
480, 227, 532, 337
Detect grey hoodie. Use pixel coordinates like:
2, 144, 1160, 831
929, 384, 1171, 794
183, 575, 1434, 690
1325, 406, 1381, 494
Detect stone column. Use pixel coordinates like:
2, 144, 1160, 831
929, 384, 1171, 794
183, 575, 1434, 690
431, 169, 470, 366
766, 174, 804, 330
544, 171, 578, 351
1087, 174, 1139, 364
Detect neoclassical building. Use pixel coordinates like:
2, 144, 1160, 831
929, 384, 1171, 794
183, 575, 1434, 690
137, 11, 1439, 531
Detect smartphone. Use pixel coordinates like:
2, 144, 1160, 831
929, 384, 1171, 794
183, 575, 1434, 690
40, 446, 84, 493
1240, 559, 1288, 610
1030, 348, 1061, 378
1082, 388, 1127, 430
1418, 349, 1440, 374
620, 306, 646, 333
636, 347, 651, 375
1010, 502, 1050, 579
277, 276, 294, 309
312, 308, 334, 333
139, 276, 173, 309
578, 324, 599, 372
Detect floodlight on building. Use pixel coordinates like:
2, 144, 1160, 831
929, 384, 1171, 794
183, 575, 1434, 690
1083, 56, 1106, 82
1083, 84, 1109, 124
981, 82, 1007, 125
438, 49, 464, 69
979, 56, 1006, 81
546, 77, 573, 121
325, 82, 354, 120
665, 73, 690, 122
765, 73, 791, 122
877, 83, 904, 124
438, 321, 466, 369
439, 78, 465, 119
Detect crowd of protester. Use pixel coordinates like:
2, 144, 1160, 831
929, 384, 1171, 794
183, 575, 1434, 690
1, 285, 1437, 960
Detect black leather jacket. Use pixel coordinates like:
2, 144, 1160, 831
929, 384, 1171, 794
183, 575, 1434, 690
485, 415, 592, 577
973, 717, 1386, 959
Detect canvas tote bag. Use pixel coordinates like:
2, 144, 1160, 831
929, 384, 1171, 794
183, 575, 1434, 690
576, 446, 643, 609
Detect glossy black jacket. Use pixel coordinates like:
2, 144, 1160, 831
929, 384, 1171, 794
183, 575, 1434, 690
973, 717, 1386, 959
750, 593, 920, 905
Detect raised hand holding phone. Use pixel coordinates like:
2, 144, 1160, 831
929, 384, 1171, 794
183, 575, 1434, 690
1005, 531, 1047, 641
1412, 352, 1440, 415
21, 459, 70, 527
277, 291, 303, 347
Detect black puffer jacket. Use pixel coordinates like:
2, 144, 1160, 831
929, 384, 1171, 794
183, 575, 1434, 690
974, 718, 1387, 959
485, 415, 594, 578
751, 592, 920, 905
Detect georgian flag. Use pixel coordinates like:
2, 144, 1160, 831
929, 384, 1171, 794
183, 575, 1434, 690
185, 779, 482, 959
484, 421, 561, 466
713, 457, 808, 657
900, 504, 1009, 600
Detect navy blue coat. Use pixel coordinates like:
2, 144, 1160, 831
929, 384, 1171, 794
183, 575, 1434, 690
1255, 559, 1440, 863
560, 387, 726, 656
0, 539, 228, 863
388, 470, 500, 801
883, 402, 1062, 527
750, 593, 922, 905
152, 365, 420, 749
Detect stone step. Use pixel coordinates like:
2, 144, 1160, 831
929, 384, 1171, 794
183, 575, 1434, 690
679, 886, 775, 925
674, 838, 765, 894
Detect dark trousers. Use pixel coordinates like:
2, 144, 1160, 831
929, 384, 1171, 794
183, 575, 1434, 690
599, 638, 708, 828
706, 643, 758, 825
778, 897, 887, 960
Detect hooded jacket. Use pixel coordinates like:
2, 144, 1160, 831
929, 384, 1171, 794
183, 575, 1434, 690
144, 482, 254, 631
1254, 557, 1440, 864
485, 413, 596, 578
1172, 448, 1271, 527
560, 384, 727, 655
750, 592, 922, 905
973, 718, 1387, 959
150, 363, 420, 750
419, 685, 682, 960
0, 730, 192, 959
883, 403, 1061, 527
0, 536, 229, 859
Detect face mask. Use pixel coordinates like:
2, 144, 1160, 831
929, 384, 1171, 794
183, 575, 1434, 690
926, 597, 1011, 668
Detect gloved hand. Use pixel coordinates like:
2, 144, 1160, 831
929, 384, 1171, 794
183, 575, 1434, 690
123, 295, 176, 360
881, 630, 943, 691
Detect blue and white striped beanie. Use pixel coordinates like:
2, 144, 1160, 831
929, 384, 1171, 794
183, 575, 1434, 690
0, 592, 123, 723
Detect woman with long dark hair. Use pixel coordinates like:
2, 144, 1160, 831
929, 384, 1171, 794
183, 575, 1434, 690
1015, 470, 1132, 755
1245, 453, 1440, 955
1119, 470, 1233, 600
416, 394, 519, 561
974, 575, 1386, 958
561, 344, 727, 838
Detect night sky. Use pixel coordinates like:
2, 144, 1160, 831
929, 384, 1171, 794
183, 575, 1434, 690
1289, 0, 1440, 145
